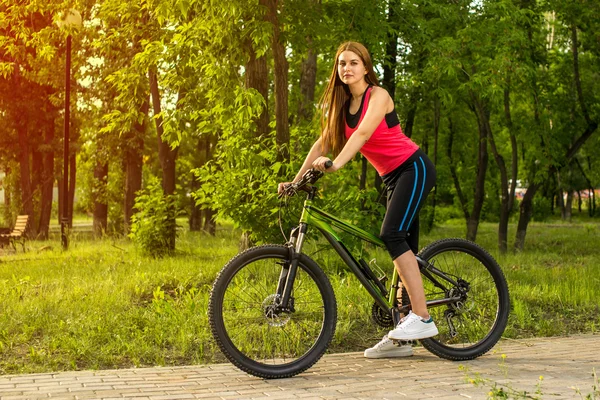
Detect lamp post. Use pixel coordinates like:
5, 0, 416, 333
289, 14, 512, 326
57, 9, 82, 250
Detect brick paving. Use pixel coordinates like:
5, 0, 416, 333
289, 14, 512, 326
0, 335, 598, 400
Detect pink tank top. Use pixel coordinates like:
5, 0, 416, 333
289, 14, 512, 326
345, 86, 419, 176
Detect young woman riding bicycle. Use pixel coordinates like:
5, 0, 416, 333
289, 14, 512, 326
278, 41, 438, 358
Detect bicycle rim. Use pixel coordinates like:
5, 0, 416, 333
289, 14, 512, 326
419, 239, 509, 360
209, 245, 336, 378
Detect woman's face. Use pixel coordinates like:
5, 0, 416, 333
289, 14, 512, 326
338, 50, 367, 85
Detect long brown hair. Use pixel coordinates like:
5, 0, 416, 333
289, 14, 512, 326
319, 42, 379, 156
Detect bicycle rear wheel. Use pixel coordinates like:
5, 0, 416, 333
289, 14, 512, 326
208, 245, 337, 378
418, 238, 510, 360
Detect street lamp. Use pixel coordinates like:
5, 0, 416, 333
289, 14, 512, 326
56, 9, 82, 250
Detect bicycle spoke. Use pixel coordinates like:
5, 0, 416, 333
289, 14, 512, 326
420, 242, 505, 352
219, 256, 327, 365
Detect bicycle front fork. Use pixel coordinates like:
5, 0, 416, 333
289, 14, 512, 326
274, 224, 307, 309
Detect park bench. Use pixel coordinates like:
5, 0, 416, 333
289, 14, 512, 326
0, 215, 30, 252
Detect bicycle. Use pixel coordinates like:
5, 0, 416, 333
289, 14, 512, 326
208, 166, 510, 379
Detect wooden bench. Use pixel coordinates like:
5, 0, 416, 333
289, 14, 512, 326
0, 215, 30, 251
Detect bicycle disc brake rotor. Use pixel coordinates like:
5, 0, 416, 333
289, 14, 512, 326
262, 294, 291, 327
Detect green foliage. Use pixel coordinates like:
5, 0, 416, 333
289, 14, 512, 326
2, 0, 600, 254
531, 193, 553, 222
1, 160, 21, 224
0, 221, 599, 373
462, 361, 600, 399
129, 178, 179, 257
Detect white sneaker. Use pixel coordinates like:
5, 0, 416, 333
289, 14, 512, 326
388, 311, 439, 340
364, 335, 413, 359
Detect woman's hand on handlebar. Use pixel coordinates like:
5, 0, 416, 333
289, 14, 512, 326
278, 182, 293, 195
312, 157, 336, 172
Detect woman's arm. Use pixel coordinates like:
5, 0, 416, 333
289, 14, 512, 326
313, 87, 390, 172
279, 136, 330, 194
293, 136, 330, 182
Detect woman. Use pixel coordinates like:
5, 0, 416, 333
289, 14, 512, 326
278, 41, 438, 358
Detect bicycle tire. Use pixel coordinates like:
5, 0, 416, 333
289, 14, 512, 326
417, 238, 510, 360
208, 245, 337, 379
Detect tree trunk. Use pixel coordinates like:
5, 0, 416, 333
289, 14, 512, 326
466, 93, 489, 242
18, 123, 34, 218
149, 66, 178, 250
447, 117, 470, 221
515, 182, 538, 252
403, 89, 418, 139
57, 177, 63, 227
3, 166, 11, 222
31, 147, 43, 238
244, 38, 269, 138
557, 188, 566, 219
189, 137, 204, 232
489, 100, 510, 253
374, 173, 386, 208
203, 135, 217, 236
592, 188, 596, 217
297, 37, 317, 124
588, 157, 595, 217
149, 69, 178, 195
124, 96, 149, 234
240, 27, 270, 242
565, 191, 573, 221
403, 56, 423, 139
505, 87, 518, 213
68, 139, 76, 228
265, 0, 289, 162
382, 0, 398, 101
575, 158, 594, 217
427, 97, 440, 232
189, 194, 202, 231
93, 160, 108, 237
38, 123, 54, 240
514, 13, 543, 252
203, 208, 217, 235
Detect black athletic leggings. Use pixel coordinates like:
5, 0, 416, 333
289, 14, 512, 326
380, 149, 436, 260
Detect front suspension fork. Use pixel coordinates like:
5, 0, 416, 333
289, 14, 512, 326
275, 223, 307, 308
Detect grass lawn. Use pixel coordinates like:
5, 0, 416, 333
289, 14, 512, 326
0, 218, 599, 374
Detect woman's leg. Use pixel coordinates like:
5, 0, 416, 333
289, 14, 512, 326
379, 151, 436, 339
365, 151, 436, 355
393, 250, 429, 319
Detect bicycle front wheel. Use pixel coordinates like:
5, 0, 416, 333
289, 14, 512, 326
418, 238, 510, 360
208, 245, 337, 379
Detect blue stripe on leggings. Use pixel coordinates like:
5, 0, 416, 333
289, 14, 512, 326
407, 157, 426, 229
398, 161, 418, 231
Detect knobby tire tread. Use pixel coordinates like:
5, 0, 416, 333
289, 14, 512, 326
417, 238, 510, 361
208, 244, 337, 379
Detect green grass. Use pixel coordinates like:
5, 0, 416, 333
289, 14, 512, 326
0, 219, 599, 374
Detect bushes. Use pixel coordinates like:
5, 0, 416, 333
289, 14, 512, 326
129, 178, 179, 257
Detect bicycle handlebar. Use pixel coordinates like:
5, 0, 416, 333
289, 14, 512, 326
279, 160, 332, 199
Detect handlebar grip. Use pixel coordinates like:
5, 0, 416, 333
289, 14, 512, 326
325, 160, 333, 169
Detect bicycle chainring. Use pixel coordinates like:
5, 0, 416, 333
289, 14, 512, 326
371, 302, 394, 328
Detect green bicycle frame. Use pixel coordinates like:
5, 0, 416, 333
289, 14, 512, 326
294, 198, 400, 314
279, 186, 462, 322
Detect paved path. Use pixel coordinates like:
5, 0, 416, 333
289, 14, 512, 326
0, 335, 598, 400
